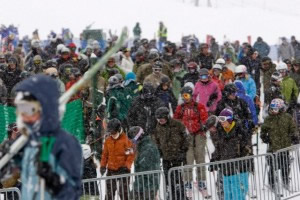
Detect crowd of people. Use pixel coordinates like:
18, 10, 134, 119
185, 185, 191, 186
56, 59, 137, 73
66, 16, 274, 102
0, 22, 300, 199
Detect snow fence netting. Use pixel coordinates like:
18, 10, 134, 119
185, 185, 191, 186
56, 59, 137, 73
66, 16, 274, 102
0, 99, 85, 143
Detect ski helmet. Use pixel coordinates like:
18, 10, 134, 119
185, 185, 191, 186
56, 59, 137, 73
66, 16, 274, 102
276, 62, 288, 71
108, 76, 119, 87
115, 73, 124, 83
212, 64, 223, 71
218, 108, 234, 123
155, 107, 170, 119
148, 52, 159, 61
216, 58, 226, 65
199, 68, 209, 81
81, 144, 92, 159
235, 65, 247, 74
128, 126, 144, 144
153, 61, 163, 69
181, 86, 193, 95
161, 76, 170, 85
205, 115, 219, 129
107, 118, 122, 133
45, 59, 58, 69
270, 98, 285, 113
223, 83, 237, 97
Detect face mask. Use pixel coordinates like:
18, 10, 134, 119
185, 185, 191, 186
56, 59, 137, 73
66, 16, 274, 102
182, 93, 191, 101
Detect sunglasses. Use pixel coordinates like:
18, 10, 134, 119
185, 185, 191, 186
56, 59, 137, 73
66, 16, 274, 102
154, 68, 162, 72
278, 69, 286, 73
218, 116, 233, 123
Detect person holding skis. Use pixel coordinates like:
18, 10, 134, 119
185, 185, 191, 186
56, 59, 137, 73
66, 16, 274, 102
0, 74, 83, 199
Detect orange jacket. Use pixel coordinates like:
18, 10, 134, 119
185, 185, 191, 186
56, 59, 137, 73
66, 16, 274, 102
100, 133, 135, 171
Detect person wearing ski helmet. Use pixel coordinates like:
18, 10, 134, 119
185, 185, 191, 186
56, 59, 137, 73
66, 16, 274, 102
8, 75, 83, 199
81, 144, 99, 197
196, 43, 214, 70
234, 65, 257, 100
209, 108, 250, 200
276, 62, 299, 113
174, 86, 209, 197
155, 76, 178, 112
181, 61, 199, 86
210, 64, 225, 90
265, 71, 283, 105
261, 98, 298, 190
2, 56, 21, 97
65, 68, 82, 102
128, 126, 161, 200
128, 83, 164, 135
101, 56, 125, 82
144, 60, 169, 88
44, 67, 65, 96
169, 58, 187, 99
193, 68, 222, 114
100, 118, 134, 200
261, 56, 276, 93
153, 106, 191, 199
216, 83, 254, 132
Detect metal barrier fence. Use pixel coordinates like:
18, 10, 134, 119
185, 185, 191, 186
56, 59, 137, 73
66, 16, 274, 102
168, 153, 280, 200
274, 144, 300, 200
0, 187, 21, 200
81, 170, 166, 200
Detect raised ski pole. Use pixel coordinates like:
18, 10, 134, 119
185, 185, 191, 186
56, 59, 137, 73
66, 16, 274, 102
0, 27, 128, 171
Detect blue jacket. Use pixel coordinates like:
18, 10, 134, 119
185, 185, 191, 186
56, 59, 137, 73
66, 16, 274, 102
238, 75, 257, 101
253, 41, 270, 58
16, 75, 83, 200
235, 81, 258, 125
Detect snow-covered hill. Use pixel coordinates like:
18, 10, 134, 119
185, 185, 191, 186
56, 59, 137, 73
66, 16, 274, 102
1, 0, 300, 44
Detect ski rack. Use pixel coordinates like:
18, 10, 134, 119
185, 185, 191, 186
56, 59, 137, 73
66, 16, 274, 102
0, 27, 128, 171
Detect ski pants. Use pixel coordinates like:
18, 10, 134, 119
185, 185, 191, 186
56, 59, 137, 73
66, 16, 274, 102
222, 172, 249, 200
105, 170, 130, 200
163, 159, 186, 200
268, 151, 290, 188
184, 134, 206, 182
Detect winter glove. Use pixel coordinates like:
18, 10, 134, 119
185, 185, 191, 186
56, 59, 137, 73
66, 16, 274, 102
118, 167, 130, 174
261, 134, 270, 144
100, 167, 106, 176
37, 162, 63, 195
208, 158, 218, 172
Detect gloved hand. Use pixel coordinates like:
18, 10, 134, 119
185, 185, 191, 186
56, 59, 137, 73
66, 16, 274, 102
37, 162, 63, 195
207, 93, 218, 107
118, 167, 130, 174
208, 159, 218, 172
261, 134, 270, 144
100, 167, 106, 176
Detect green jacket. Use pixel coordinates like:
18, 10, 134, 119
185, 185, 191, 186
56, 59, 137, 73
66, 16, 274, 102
105, 86, 132, 121
280, 76, 299, 104
101, 65, 125, 82
153, 118, 191, 161
261, 112, 297, 152
136, 63, 173, 83
289, 71, 300, 88
133, 136, 161, 192
172, 70, 187, 99
262, 64, 276, 93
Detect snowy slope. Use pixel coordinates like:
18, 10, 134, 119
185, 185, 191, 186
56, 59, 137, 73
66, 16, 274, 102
1, 0, 300, 44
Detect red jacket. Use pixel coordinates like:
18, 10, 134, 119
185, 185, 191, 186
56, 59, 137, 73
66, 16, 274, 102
211, 75, 225, 91
174, 101, 208, 134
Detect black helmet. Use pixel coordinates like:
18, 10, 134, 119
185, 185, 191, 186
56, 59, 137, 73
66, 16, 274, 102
78, 58, 89, 73
181, 86, 193, 95
161, 76, 170, 85
148, 52, 159, 61
70, 67, 81, 77
45, 59, 58, 69
142, 83, 155, 99
283, 59, 292, 65
205, 115, 218, 129
128, 126, 144, 141
108, 75, 119, 87
153, 61, 163, 69
155, 107, 170, 119
107, 118, 121, 133
223, 83, 237, 96
271, 71, 282, 82
176, 50, 186, 58
19, 71, 31, 80
141, 38, 148, 45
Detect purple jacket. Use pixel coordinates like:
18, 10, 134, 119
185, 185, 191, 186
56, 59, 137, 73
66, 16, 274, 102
193, 80, 222, 112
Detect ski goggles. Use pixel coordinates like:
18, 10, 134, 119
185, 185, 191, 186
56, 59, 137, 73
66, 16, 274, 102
199, 75, 209, 80
278, 69, 287, 73
153, 68, 162, 72
34, 60, 41, 65
16, 101, 41, 116
131, 128, 144, 144
182, 93, 191, 100
218, 116, 233, 123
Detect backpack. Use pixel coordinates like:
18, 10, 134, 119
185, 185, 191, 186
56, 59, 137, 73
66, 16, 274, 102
106, 88, 132, 121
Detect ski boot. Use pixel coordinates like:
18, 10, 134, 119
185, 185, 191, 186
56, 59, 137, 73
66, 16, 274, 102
198, 181, 211, 199
185, 182, 193, 199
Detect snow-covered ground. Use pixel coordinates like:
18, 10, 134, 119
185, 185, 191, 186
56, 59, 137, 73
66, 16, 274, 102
1, 0, 300, 44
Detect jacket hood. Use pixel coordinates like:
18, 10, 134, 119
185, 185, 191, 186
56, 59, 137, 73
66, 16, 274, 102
16, 74, 60, 134
234, 80, 246, 94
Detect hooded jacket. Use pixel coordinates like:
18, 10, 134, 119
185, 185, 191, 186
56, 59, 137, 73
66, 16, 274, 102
15, 75, 83, 200
235, 81, 258, 125
238, 75, 257, 101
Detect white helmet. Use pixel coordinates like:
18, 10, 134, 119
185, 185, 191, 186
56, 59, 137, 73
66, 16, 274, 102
276, 62, 288, 71
81, 144, 92, 159
235, 65, 247, 74
212, 64, 222, 70
216, 58, 225, 65
56, 44, 66, 55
